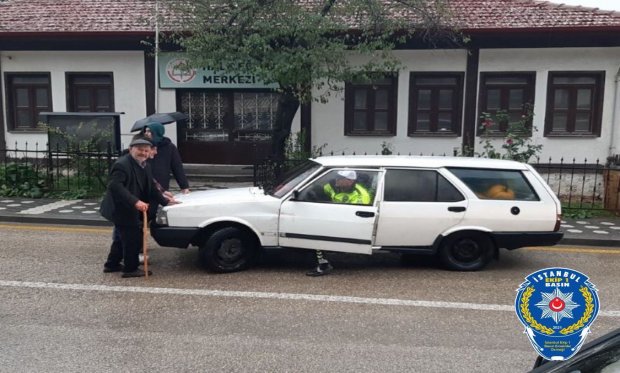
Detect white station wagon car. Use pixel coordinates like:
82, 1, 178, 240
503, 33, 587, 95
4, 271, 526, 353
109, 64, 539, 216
151, 156, 563, 273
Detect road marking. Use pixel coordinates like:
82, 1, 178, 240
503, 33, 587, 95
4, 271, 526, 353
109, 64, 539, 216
526, 247, 620, 255
0, 280, 619, 317
0, 224, 110, 234
18, 200, 79, 214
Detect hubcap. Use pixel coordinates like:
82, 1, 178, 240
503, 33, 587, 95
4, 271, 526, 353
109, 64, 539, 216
217, 238, 243, 262
452, 238, 482, 263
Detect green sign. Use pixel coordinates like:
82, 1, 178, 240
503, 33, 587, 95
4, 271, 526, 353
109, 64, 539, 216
158, 54, 277, 89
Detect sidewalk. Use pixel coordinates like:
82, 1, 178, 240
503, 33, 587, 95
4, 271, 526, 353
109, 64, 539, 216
0, 182, 619, 247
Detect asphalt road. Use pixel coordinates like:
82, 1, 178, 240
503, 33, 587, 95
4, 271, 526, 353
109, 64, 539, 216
0, 223, 618, 373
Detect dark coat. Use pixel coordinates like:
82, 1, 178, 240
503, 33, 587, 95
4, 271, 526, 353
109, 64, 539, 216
149, 137, 189, 190
100, 154, 168, 226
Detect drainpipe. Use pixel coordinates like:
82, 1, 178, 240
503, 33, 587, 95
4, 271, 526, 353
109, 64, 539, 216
0, 53, 6, 154
154, 0, 159, 113
609, 65, 620, 157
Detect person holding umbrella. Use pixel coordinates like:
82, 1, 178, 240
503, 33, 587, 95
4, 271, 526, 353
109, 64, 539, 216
142, 122, 190, 195
100, 137, 177, 278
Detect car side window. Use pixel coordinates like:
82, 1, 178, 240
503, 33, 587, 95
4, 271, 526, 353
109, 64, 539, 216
384, 169, 464, 202
447, 167, 540, 201
296, 169, 378, 205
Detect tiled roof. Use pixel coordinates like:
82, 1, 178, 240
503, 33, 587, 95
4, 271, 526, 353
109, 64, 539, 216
450, 0, 620, 30
0, 0, 176, 34
0, 0, 619, 34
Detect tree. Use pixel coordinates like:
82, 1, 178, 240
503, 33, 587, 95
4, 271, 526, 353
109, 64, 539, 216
168, 0, 454, 159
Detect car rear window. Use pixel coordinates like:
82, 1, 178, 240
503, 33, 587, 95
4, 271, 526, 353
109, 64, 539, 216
384, 169, 464, 202
447, 168, 539, 201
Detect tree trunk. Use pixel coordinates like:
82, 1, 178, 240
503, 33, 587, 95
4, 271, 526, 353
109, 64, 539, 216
271, 90, 300, 160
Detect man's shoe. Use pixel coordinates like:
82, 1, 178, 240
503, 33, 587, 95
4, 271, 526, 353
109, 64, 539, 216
121, 269, 153, 278
103, 264, 123, 273
306, 263, 333, 277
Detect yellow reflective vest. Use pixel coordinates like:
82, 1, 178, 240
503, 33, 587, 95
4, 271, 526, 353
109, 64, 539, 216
323, 183, 371, 204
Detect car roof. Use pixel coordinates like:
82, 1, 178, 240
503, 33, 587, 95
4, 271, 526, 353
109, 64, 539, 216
312, 155, 530, 170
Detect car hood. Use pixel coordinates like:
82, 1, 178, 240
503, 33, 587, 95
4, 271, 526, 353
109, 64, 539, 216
166, 186, 274, 208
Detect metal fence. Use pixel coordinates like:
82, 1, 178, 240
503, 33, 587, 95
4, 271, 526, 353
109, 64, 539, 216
2, 143, 620, 211
254, 154, 620, 211
0, 142, 118, 198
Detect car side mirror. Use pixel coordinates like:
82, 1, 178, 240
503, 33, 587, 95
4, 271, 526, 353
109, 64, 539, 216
290, 190, 300, 201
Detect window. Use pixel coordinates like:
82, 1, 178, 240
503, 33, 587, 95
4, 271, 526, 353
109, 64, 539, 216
296, 169, 378, 205
180, 91, 278, 142
66, 73, 114, 112
384, 169, 464, 202
448, 168, 539, 201
345, 75, 397, 136
5, 73, 52, 131
408, 73, 464, 136
478, 72, 535, 134
544, 71, 604, 136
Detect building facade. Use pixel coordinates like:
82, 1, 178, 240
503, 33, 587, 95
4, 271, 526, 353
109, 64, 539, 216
1, 0, 620, 164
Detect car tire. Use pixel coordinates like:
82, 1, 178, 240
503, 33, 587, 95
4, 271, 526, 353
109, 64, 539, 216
438, 232, 493, 271
199, 227, 258, 273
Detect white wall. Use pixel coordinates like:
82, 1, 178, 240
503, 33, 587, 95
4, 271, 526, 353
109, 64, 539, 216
0, 50, 146, 149
311, 47, 620, 161
312, 49, 467, 156
479, 47, 620, 162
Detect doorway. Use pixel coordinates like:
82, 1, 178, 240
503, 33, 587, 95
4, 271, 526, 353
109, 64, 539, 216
177, 90, 278, 164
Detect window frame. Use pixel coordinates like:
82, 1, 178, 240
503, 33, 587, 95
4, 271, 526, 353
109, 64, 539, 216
544, 71, 605, 137
408, 72, 464, 137
65, 72, 114, 112
477, 72, 536, 136
4, 72, 52, 132
344, 74, 398, 136
447, 167, 540, 201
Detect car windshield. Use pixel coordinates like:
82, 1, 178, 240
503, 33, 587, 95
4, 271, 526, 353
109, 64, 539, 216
269, 160, 322, 198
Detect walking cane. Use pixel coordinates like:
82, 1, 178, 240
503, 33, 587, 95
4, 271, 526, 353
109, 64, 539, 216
142, 210, 149, 278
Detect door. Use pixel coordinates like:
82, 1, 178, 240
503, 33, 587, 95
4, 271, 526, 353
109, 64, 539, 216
177, 90, 277, 164
374, 169, 468, 247
278, 169, 381, 254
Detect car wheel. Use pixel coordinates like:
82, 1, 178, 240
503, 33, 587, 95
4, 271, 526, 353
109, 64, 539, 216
438, 232, 493, 271
199, 227, 258, 273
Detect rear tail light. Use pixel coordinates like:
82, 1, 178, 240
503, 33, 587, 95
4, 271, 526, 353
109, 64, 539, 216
554, 214, 562, 232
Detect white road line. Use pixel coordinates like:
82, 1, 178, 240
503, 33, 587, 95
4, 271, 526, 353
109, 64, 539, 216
18, 200, 79, 215
1, 280, 619, 317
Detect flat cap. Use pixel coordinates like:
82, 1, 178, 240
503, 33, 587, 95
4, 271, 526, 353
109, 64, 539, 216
129, 138, 153, 147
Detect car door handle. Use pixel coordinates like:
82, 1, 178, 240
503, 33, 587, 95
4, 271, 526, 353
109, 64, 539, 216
355, 211, 375, 218
448, 206, 466, 212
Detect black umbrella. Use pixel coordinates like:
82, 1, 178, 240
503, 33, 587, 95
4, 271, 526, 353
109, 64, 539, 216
131, 112, 188, 132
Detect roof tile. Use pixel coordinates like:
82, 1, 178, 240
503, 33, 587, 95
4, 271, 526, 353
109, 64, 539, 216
0, 0, 619, 34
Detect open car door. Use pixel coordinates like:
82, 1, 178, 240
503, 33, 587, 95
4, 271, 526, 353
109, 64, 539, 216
278, 169, 381, 254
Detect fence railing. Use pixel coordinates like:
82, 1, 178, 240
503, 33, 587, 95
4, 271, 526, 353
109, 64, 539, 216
3, 143, 620, 211
254, 154, 620, 211
0, 142, 119, 198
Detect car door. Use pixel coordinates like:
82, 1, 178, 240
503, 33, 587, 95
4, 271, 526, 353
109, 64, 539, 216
446, 167, 559, 233
374, 168, 467, 247
278, 168, 381, 254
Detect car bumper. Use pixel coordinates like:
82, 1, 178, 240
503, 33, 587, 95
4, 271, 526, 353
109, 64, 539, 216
491, 232, 564, 250
150, 225, 200, 248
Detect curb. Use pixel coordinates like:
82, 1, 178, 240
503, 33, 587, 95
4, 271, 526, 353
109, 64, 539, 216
0, 215, 111, 227
558, 237, 620, 247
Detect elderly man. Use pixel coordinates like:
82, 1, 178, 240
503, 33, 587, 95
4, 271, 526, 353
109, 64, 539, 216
100, 137, 176, 278
307, 170, 371, 276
